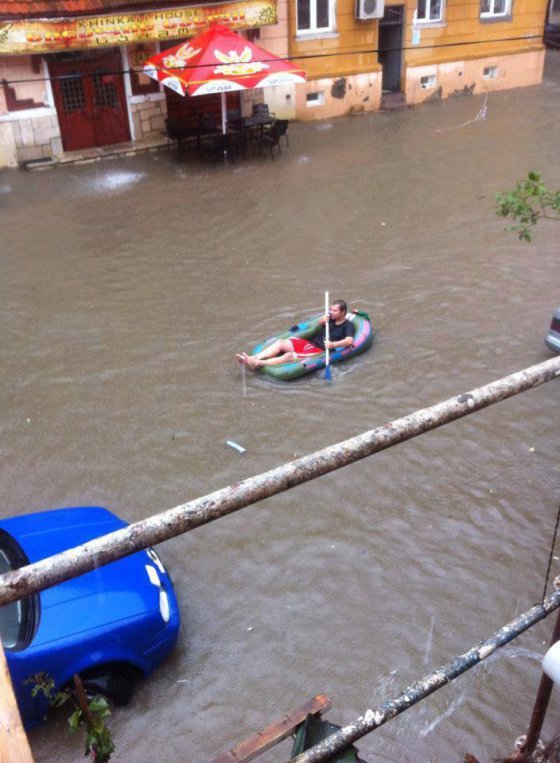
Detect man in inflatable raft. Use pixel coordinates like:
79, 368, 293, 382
236, 299, 355, 370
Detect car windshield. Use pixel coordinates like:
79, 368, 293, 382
0, 531, 37, 651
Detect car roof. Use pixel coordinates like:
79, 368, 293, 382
0, 507, 161, 645
0, 506, 127, 561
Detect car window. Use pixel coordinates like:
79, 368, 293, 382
0, 530, 39, 651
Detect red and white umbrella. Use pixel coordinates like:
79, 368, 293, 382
144, 24, 306, 133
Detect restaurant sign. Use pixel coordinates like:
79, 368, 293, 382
0, 0, 277, 55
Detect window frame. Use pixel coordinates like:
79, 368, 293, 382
479, 0, 512, 20
415, 0, 444, 24
296, 0, 337, 37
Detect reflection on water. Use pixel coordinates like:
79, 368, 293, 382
2, 51, 559, 762
79, 169, 147, 195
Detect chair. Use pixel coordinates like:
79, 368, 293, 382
165, 119, 191, 159
197, 113, 219, 156
276, 119, 289, 149
227, 124, 249, 160
252, 102, 276, 120
252, 102, 269, 117
252, 120, 288, 160
227, 107, 241, 122
199, 113, 217, 131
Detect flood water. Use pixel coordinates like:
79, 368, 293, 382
2, 51, 560, 763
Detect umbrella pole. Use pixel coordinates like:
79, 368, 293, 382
220, 91, 228, 163
220, 92, 227, 134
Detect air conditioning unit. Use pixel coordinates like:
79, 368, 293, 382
356, 0, 384, 20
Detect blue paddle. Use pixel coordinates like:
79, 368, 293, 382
324, 291, 332, 381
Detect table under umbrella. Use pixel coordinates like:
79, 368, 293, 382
144, 23, 307, 136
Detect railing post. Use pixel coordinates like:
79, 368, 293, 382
523, 607, 560, 756
0, 643, 34, 763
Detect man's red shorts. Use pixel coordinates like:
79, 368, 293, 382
290, 338, 322, 357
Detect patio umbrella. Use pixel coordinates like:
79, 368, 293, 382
144, 24, 307, 134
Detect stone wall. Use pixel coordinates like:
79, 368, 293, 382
130, 94, 167, 142
0, 111, 61, 166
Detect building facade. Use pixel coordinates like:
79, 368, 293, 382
281, 0, 548, 120
0, 0, 288, 166
0, 0, 548, 166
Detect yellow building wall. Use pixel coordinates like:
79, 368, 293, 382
288, 0, 382, 79
285, 0, 546, 117
277, 0, 383, 118
402, 0, 547, 102
403, 0, 547, 66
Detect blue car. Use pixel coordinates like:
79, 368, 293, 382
0, 506, 180, 728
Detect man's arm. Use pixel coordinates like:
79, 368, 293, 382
324, 321, 355, 349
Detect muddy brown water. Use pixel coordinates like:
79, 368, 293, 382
2, 51, 560, 762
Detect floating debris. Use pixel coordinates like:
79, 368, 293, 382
226, 440, 246, 454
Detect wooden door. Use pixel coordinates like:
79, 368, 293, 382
50, 52, 130, 152
89, 54, 130, 146
50, 59, 96, 151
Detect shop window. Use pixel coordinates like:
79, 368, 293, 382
480, 0, 511, 18
416, 0, 443, 22
129, 44, 160, 96
297, 0, 335, 35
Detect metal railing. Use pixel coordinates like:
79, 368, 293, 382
1, 355, 559, 763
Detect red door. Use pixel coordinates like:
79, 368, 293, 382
50, 52, 130, 152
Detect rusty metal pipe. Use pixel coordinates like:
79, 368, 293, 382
0, 356, 558, 607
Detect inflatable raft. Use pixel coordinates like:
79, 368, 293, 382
248, 309, 374, 381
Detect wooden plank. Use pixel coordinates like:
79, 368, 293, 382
0, 643, 34, 763
210, 694, 331, 763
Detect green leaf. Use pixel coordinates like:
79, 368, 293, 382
88, 696, 110, 713
68, 709, 83, 730
495, 172, 559, 242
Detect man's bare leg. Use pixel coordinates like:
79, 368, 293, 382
236, 339, 296, 369
237, 351, 297, 369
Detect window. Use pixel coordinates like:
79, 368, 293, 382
0, 530, 38, 651
480, 0, 510, 17
416, 0, 443, 22
306, 91, 325, 106
297, 0, 335, 34
420, 74, 437, 88
483, 66, 498, 78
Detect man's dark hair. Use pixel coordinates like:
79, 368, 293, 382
333, 300, 348, 314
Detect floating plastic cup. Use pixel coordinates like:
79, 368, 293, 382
542, 641, 560, 684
